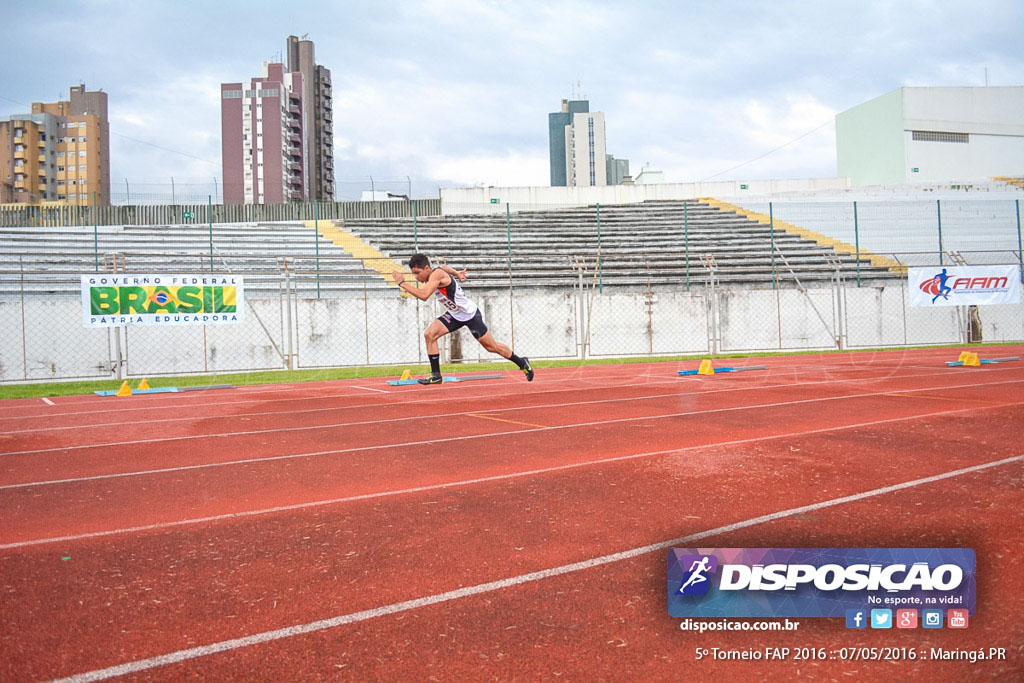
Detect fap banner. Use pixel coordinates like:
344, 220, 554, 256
81, 274, 245, 328
908, 265, 1021, 307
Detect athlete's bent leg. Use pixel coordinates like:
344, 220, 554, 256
419, 320, 450, 385
476, 331, 512, 358
476, 332, 534, 381
423, 320, 449, 355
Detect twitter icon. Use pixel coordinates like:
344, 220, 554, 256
870, 609, 892, 629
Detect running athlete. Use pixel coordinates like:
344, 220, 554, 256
392, 254, 534, 385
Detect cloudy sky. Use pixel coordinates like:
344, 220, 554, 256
2, 0, 1022, 200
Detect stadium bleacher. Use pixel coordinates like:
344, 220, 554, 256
0, 221, 389, 295
342, 199, 901, 288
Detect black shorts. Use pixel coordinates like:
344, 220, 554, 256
438, 309, 488, 339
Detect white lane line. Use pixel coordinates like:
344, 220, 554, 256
1, 351, 985, 419
350, 386, 390, 394
0, 365, 667, 417
52, 453, 1024, 683
3, 376, 1021, 463
41, 398, 55, 406
5, 401, 1019, 549
5, 358, 1017, 436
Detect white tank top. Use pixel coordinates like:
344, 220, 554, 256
433, 274, 478, 321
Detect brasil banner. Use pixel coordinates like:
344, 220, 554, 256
81, 274, 245, 328
908, 265, 1021, 307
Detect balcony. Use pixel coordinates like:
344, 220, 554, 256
38, 154, 47, 163
38, 139, 47, 148
289, 161, 301, 171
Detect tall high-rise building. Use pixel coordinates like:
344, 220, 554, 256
221, 62, 305, 205
548, 99, 609, 187
548, 99, 589, 186
0, 84, 110, 205
287, 35, 334, 201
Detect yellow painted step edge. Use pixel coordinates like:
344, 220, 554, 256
698, 197, 904, 273
304, 220, 416, 291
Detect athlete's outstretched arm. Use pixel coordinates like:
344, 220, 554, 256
392, 269, 448, 301
439, 264, 468, 282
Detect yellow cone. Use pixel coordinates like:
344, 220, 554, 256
963, 352, 980, 367
697, 359, 715, 375
116, 381, 132, 397
957, 351, 971, 363
137, 378, 150, 391
400, 369, 412, 381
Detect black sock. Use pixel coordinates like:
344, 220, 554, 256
428, 353, 441, 376
508, 353, 526, 369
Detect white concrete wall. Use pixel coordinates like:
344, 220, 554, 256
905, 132, 1024, 183
836, 86, 1024, 186
440, 177, 851, 213
3, 284, 1021, 383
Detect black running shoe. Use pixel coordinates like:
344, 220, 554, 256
521, 357, 534, 382
417, 374, 443, 385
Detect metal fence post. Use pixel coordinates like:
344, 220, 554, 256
596, 203, 603, 293
208, 195, 214, 272
314, 197, 321, 298
284, 257, 294, 370
19, 256, 27, 380
413, 199, 419, 253
93, 192, 99, 272
937, 199, 944, 266
684, 201, 690, 291
853, 200, 861, 287
769, 201, 777, 289
1016, 199, 1022, 283
506, 202, 516, 346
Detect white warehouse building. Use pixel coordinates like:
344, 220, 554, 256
836, 86, 1024, 186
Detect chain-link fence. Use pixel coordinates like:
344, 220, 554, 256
0, 197, 1021, 382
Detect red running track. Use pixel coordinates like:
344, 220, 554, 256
1, 347, 1022, 680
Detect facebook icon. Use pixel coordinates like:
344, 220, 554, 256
845, 609, 867, 629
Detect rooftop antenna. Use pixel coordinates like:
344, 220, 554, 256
301, 33, 309, 40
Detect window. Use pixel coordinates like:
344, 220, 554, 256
912, 130, 968, 143
57, 152, 64, 158
57, 166, 65, 172
79, 137, 87, 142
79, 151, 87, 157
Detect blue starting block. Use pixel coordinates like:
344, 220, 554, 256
945, 356, 1019, 367
387, 374, 504, 386
94, 384, 234, 396
678, 365, 766, 376
94, 387, 180, 396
